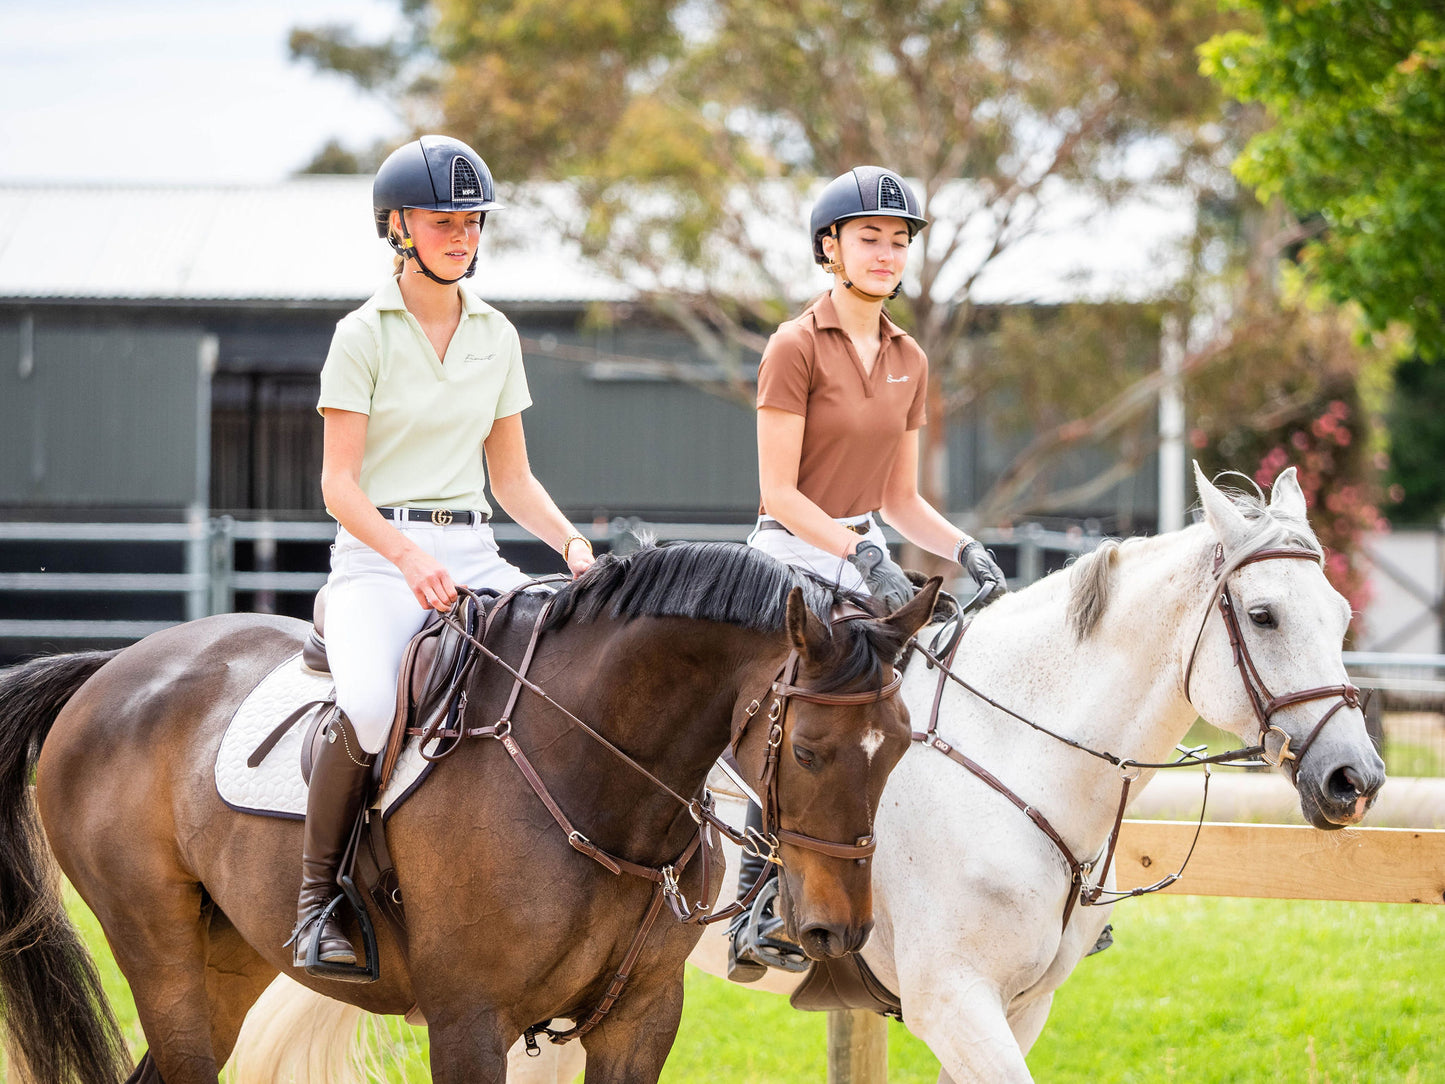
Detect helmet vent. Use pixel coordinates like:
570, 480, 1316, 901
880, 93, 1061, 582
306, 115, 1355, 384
877, 175, 907, 212
451, 156, 483, 201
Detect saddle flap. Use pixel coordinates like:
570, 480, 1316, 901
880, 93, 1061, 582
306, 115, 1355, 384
788, 955, 903, 1020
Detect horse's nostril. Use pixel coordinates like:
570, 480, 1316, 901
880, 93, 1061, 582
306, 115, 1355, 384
1329, 766, 1365, 804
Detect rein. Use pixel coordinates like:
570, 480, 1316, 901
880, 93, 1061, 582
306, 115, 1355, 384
421, 585, 901, 1050
912, 542, 1361, 929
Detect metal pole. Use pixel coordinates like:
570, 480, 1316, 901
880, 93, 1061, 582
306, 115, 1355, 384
1158, 312, 1186, 532
209, 515, 235, 616
187, 335, 219, 621
827, 1010, 887, 1084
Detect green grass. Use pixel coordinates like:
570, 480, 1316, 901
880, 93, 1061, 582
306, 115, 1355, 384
58, 889, 1441, 1082
1383, 737, 1443, 778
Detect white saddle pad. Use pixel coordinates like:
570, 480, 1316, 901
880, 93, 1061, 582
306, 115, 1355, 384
215, 652, 431, 819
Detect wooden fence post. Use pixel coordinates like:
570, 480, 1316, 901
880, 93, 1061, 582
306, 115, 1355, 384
827, 1008, 887, 1084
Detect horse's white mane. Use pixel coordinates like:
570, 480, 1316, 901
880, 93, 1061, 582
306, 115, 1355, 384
1066, 485, 1322, 641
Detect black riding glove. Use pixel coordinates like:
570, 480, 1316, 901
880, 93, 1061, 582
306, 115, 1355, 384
957, 539, 1007, 605
847, 541, 914, 612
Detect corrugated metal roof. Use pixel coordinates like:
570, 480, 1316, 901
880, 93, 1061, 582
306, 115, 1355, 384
0, 178, 634, 304
0, 177, 1194, 307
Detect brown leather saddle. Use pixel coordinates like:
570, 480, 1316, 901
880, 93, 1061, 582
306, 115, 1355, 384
299, 584, 484, 789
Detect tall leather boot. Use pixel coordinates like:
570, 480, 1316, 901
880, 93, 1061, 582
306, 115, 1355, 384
289, 711, 374, 970
726, 800, 806, 981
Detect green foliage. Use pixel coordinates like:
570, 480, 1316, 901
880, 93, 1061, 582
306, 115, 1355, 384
1384, 356, 1445, 526
1201, 2, 1445, 359
1188, 280, 1394, 620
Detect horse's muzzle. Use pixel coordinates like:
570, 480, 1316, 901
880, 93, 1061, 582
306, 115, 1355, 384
1299, 756, 1386, 828
799, 920, 872, 960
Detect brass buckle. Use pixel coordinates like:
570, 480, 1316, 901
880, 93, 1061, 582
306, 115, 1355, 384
431, 509, 454, 526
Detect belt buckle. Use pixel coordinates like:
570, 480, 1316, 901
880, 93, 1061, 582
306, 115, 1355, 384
431, 509, 454, 526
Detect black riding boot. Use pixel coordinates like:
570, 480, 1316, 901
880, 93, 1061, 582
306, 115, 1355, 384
289, 711, 374, 971
726, 800, 806, 982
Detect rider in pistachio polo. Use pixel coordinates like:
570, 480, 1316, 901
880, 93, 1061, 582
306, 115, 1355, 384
291, 136, 595, 977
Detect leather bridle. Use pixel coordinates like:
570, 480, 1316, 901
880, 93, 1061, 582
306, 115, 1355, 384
1182, 545, 1361, 781
911, 538, 1363, 929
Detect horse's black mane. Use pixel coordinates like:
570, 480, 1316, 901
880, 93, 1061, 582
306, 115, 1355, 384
544, 541, 906, 693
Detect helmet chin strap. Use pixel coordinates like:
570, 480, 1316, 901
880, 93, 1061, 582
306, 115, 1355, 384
827, 225, 902, 302
388, 209, 480, 285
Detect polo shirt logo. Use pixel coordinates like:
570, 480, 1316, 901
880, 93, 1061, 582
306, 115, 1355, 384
464, 353, 495, 363
886, 373, 909, 383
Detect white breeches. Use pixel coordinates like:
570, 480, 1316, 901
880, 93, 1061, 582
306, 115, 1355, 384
324, 521, 531, 753
745, 513, 891, 596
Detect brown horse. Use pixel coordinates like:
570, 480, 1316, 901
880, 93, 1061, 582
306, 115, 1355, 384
0, 541, 938, 1083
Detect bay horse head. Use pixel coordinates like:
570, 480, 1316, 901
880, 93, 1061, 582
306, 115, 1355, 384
550, 541, 939, 961
1187, 464, 1386, 827
732, 580, 941, 960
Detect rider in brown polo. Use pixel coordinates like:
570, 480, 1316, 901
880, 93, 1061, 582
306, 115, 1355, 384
731, 165, 1008, 981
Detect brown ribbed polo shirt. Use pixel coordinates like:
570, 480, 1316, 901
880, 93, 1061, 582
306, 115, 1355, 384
756, 294, 928, 518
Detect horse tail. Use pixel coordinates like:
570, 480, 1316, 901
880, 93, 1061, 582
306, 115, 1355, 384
0, 650, 131, 1084
229, 975, 369, 1083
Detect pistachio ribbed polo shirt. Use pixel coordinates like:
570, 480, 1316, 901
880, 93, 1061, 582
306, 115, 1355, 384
317, 277, 532, 515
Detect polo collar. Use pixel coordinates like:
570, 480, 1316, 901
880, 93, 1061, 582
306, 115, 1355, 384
375, 276, 495, 318
811, 292, 905, 339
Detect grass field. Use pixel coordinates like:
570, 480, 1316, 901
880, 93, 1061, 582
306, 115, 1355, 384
58, 889, 1442, 1082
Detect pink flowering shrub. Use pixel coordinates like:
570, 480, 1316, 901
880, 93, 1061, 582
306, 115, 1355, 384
1200, 395, 1384, 624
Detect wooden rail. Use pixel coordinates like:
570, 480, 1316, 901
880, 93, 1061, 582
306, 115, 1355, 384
829, 821, 1445, 1082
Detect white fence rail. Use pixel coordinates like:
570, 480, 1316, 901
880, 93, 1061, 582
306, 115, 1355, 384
0, 518, 1099, 643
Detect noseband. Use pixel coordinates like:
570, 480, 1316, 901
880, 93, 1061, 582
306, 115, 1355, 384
1183, 545, 1361, 781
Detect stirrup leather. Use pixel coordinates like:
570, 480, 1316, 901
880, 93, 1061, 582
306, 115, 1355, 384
732, 878, 809, 974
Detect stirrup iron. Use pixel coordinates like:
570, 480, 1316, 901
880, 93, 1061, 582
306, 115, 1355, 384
733, 878, 809, 975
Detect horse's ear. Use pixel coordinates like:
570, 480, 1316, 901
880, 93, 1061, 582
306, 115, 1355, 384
1267, 466, 1309, 521
1193, 460, 1252, 552
785, 586, 830, 661
885, 576, 943, 641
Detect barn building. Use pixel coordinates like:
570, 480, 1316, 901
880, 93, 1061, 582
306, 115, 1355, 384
0, 178, 1168, 659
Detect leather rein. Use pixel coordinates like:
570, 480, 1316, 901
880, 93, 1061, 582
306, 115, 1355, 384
420, 585, 900, 1050
912, 543, 1361, 931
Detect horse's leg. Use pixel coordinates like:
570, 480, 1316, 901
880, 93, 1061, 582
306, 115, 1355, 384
426, 1010, 512, 1084
1007, 992, 1055, 1057
573, 972, 685, 1084
906, 982, 1036, 1084
203, 911, 281, 1067
101, 880, 225, 1084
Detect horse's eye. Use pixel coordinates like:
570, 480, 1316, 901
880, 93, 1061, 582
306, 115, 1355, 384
793, 746, 817, 770
1249, 607, 1276, 629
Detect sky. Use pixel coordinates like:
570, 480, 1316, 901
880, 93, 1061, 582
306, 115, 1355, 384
0, 0, 404, 184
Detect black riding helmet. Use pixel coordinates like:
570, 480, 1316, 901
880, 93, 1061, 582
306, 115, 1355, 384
810, 166, 928, 300
373, 135, 504, 285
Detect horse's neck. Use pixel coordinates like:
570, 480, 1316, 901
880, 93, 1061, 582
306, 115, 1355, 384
532, 617, 766, 860
940, 529, 1209, 846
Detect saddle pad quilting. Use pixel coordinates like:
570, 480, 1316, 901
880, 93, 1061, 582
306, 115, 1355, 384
215, 652, 429, 819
